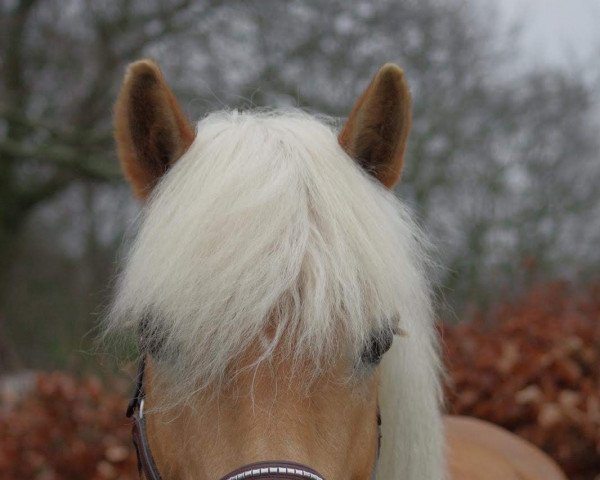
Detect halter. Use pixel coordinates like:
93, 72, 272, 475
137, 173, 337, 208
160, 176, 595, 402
126, 357, 381, 480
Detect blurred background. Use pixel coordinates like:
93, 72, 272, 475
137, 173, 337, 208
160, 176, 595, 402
0, 0, 599, 478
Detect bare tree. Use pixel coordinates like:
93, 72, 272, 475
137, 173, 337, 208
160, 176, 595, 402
0, 0, 221, 368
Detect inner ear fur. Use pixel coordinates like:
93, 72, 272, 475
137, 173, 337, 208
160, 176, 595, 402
339, 63, 412, 189
114, 59, 195, 199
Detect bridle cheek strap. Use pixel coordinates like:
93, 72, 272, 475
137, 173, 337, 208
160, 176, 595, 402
131, 400, 162, 480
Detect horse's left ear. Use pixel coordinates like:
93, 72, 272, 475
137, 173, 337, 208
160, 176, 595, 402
339, 64, 412, 189
114, 59, 195, 199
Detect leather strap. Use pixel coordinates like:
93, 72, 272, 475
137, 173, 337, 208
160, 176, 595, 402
132, 399, 162, 480
219, 461, 325, 480
126, 357, 163, 480
127, 358, 146, 418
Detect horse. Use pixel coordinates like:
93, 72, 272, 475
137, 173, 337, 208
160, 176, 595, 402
107, 60, 566, 480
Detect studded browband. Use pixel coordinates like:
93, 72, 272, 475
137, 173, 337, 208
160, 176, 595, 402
126, 357, 379, 480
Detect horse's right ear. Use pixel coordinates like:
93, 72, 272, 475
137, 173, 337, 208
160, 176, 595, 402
114, 59, 195, 199
338, 64, 412, 190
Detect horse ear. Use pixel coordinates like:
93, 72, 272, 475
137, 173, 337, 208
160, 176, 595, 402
114, 59, 195, 199
339, 64, 412, 189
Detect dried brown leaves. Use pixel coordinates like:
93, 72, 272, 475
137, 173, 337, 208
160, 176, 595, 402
444, 282, 600, 479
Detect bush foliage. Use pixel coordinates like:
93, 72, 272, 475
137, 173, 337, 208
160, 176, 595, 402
1, 282, 599, 479
444, 282, 600, 479
0, 373, 136, 479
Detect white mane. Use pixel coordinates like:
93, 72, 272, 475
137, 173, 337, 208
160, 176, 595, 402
108, 110, 443, 479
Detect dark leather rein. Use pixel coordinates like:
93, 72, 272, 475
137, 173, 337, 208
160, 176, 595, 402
126, 357, 380, 480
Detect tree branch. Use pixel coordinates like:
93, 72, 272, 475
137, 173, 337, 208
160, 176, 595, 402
0, 139, 121, 182
16, 173, 72, 212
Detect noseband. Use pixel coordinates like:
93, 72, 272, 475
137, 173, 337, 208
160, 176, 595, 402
126, 358, 380, 480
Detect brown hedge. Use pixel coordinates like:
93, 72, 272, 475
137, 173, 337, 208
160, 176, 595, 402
444, 282, 600, 479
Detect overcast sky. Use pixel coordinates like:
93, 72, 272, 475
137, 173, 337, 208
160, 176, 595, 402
492, 0, 599, 68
